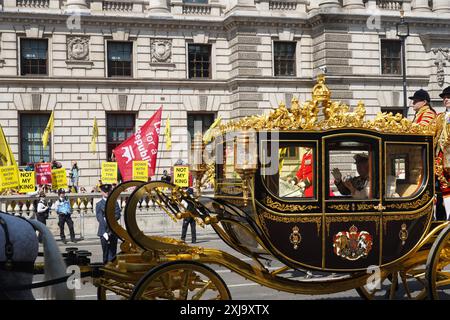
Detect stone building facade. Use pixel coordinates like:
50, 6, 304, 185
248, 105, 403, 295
0, 0, 449, 188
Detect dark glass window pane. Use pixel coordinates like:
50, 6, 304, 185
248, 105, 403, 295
274, 41, 296, 77
21, 39, 48, 76
106, 113, 136, 160
187, 113, 215, 143
381, 40, 401, 75
20, 113, 51, 165
107, 42, 133, 77
188, 44, 211, 79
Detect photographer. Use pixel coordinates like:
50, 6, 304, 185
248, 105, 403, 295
96, 184, 121, 264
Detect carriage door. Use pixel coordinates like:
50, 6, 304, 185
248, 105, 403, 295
323, 134, 381, 270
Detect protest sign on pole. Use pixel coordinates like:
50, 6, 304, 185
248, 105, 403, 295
35, 163, 52, 185
19, 171, 36, 193
173, 165, 189, 187
132, 160, 148, 182
51, 168, 68, 190
101, 162, 118, 184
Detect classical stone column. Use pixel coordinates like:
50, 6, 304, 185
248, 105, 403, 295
66, 0, 88, 9
342, 0, 365, 9
318, 0, 341, 8
433, 0, 450, 12
148, 0, 170, 13
412, 0, 431, 11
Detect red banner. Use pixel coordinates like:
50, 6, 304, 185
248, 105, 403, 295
113, 107, 162, 181
35, 163, 52, 185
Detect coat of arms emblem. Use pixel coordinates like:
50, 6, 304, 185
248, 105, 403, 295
333, 225, 373, 261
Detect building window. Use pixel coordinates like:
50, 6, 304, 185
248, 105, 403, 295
187, 113, 215, 142
20, 39, 48, 76
20, 113, 51, 165
274, 41, 296, 77
106, 113, 136, 160
107, 41, 133, 77
381, 39, 401, 75
188, 44, 211, 79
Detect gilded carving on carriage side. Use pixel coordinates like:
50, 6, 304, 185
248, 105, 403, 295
264, 196, 319, 212
333, 225, 373, 261
289, 226, 302, 250
399, 223, 409, 246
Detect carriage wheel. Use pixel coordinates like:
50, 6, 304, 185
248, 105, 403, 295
130, 261, 231, 300
426, 224, 450, 299
356, 264, 427, 300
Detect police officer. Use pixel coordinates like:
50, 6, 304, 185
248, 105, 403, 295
181, 188, 197, 244
53, 189, 76, 244
96, 184, 121, 263
36, 191, 50, 243
409, 89, 436, 125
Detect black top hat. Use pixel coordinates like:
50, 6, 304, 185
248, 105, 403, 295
439, 86, 450, 99
409, 89, 430, 103
354, 153, 369, 163
58, 188, 66, 195
100, 184, 112, 194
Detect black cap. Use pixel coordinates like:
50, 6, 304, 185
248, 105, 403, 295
439, 86, 450, 99
58, 188, 66, 195
409, 89, 430, 103
100, 184, 112, 194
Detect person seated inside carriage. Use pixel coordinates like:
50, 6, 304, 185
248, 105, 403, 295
331, 153, 370, 200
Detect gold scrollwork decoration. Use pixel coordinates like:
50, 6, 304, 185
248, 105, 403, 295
289, 226, 302, 250
357, 203, 374, 211
325, 216, 380, 236
329, 204, 350, 211
260, 211, 322, 235
382, 203, 432, 232
385, 191, 431, 210
264, 196, 319, 213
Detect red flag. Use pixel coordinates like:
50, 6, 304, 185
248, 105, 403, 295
35, 163, 52, 185
113, 107, 162, 181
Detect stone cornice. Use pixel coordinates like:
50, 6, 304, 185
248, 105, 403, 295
0, 10, 450, 32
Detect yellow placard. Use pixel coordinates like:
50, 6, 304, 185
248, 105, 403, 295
52, 168, 68, 190
132, 160, 148, 182
101, 162, 118, 184
0, 165, 19, 190
173, 165, 189, 187
19, 171, 36, 193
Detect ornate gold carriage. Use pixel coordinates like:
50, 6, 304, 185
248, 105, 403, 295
94, 76, 450, 300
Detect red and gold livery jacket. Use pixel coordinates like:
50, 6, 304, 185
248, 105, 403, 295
413, 105, 436, 126
435, 112, 450, 195
295, 151, 313, 197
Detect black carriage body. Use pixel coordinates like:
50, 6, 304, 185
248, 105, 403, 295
215, 128, 434, 272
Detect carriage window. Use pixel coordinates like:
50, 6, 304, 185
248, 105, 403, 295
386, 144, 426, 199
328, 141, 377, 200
263, 145, 315, 199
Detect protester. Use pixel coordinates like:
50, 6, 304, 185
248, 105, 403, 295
69, 161, 80, 192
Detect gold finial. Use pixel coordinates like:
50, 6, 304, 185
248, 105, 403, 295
312, 74, 330, 103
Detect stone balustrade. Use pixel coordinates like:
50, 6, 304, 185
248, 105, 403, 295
376, 0, 404, 10
16, 0, 49, 8
182, 3, 212, 15
269, 1, 298, 10
102, 0, 133, 12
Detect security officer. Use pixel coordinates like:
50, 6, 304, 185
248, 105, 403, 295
409, 89, 436, 125
53, 189, 76, 244
292, 147, 314, 197
96, 184, 121, 263
181, 188, 197, 244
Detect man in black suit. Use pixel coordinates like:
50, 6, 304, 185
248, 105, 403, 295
95, 184, 121, 264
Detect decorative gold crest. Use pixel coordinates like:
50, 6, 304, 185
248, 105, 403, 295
333, 225, 373, 261
399, 223, 409, 246
289, 225, 302, 250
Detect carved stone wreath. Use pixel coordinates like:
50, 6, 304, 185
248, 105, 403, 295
432, 48, 449, 87
67, 36, 89, 61
151, 39, 172, 63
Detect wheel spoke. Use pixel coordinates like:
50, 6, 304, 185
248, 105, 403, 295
179, 269, 193, 300
192, 280, 213, 300
400, 272, 412, 299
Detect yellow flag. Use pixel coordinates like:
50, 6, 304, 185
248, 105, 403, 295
164, 116, 171, 150
42, 111, 54, 148
203, 116, 222, 144
0, 125, 17, 167
90, 117, 99, 154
